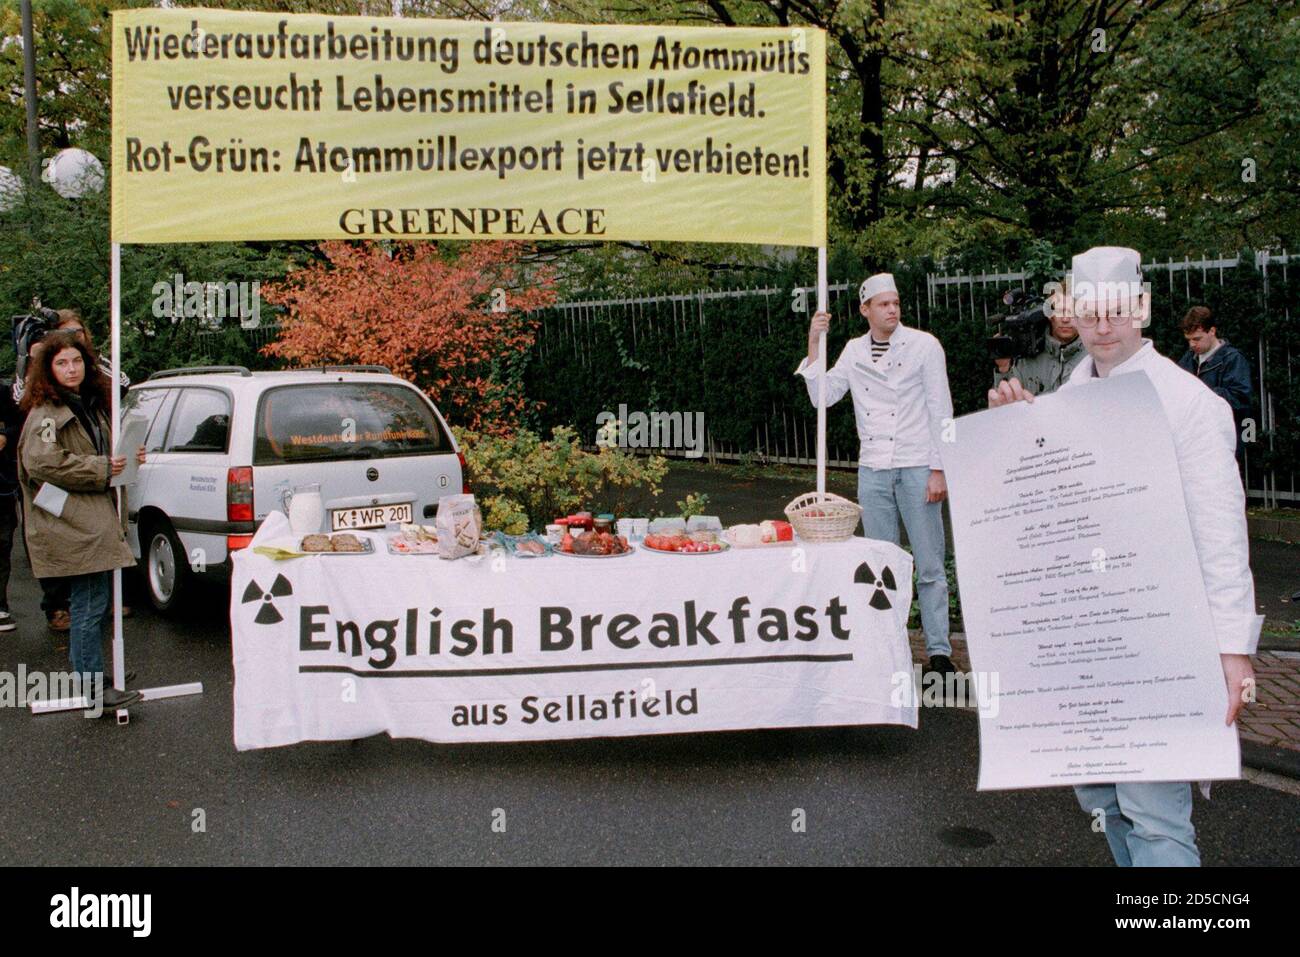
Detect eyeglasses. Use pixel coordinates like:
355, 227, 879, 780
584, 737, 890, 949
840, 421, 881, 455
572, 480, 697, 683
1073, 312, 1142, 328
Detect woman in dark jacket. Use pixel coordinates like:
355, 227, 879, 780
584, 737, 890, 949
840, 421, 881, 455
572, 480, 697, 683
18, 331, 144, 709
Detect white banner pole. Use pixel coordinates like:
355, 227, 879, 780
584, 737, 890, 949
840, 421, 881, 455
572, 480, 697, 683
67, 241, 204, 725
816, 247, 828, 495
110, 242, 125, 705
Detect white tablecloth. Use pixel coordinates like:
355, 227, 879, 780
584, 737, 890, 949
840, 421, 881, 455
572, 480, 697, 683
232, 521, 917, 749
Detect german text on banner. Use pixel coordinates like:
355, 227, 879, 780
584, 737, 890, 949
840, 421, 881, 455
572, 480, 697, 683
111, 9, 827, 246
231, 533, 914, 748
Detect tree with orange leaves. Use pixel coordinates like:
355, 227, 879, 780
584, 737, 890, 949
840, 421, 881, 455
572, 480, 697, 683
262, 241, 556, 434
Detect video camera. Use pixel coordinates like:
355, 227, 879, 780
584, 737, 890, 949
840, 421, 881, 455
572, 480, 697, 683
9, 302, 61, 402
986, 289, 1050, 363
8, 301, 130, 403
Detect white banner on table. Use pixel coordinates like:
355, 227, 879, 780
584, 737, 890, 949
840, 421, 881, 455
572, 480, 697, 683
945, 372, 1238, 790
232, 529, 916, 749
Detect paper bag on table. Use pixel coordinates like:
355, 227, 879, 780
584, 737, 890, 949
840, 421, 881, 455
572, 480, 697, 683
435, 494, 481, 560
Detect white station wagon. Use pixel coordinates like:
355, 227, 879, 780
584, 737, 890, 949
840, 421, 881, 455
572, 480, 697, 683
121, 365, 466, 612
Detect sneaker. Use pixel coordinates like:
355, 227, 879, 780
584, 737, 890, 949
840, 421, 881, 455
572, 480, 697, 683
47, 610, 71, 633
0, 610, 14, 632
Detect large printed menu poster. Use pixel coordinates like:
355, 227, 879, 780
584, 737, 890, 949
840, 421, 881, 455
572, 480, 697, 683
944, 372, 1238, 790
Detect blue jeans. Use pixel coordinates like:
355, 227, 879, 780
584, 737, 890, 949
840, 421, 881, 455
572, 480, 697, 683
1074, 782, 1200, 866
858, 466, 950, 658
67, 571, 112, 682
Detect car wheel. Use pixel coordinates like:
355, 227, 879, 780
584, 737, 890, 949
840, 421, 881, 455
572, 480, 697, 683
142, 520, 190, 613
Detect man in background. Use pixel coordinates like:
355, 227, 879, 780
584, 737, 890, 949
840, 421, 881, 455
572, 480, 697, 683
993, 285, 1086, 396
1178, 306, 1253, 463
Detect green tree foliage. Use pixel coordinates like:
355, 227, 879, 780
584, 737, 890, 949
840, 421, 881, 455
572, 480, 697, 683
532, 0, 1296, 271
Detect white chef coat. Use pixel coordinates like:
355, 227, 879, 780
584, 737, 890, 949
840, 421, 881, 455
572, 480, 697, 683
1064, 339, 1262, 655
795, 325, 953, 470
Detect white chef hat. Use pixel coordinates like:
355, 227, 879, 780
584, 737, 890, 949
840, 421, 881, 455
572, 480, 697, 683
859, 273, 897, 304
1070, 246, 1148, 322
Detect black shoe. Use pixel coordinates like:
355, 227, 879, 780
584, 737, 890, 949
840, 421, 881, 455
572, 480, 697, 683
927, 654, 958, 678
94, 687, 142, 711
0, 610, 14, 633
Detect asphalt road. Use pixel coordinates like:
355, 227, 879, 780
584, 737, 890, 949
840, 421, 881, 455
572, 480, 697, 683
0, 552, 1296, 866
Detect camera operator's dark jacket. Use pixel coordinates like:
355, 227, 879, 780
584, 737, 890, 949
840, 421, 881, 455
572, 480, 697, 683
1177, 340, 1252, 417
0, 383, 22, 499
995, 334, 1086, 396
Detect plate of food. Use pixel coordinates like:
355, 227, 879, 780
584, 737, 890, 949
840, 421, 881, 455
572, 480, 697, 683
493, 532, 552, 558
555, 529, 635, 558
723, 520, 795, 549
301, 532, 374, 555
386, 524, 439, 555
642, 532, 729, 555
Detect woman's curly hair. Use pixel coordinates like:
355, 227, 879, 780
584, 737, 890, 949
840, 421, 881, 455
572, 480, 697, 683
20, 330, 112, 413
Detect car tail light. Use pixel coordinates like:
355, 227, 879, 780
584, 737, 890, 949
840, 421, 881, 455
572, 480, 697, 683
227, 467, 254, 522
457, 451, 470, 494
227, 534, 254, 552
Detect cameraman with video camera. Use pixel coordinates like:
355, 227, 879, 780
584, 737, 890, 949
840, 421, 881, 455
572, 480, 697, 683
990, 285, 1085, 397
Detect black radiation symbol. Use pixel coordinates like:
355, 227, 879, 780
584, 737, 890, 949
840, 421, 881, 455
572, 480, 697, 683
854, 562, 897, 610
241, 574, 294, 625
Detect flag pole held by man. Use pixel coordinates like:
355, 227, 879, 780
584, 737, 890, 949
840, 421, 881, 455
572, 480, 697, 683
796, 273, 957, 679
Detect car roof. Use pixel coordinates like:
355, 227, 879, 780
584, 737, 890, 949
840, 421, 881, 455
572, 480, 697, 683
133, 369, 410, 390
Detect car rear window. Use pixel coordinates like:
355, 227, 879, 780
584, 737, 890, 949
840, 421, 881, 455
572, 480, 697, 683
254, 383, 451, 465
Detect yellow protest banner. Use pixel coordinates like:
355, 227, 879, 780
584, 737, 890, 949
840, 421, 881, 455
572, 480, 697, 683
111, 9, 826, 246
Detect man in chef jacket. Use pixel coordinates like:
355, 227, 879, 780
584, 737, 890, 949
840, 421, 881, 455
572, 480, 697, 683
990, 246, 1260, 867
799, 274, 958, 678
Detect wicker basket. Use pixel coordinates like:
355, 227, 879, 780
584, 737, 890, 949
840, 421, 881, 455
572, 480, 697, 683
783, 491, 862, 543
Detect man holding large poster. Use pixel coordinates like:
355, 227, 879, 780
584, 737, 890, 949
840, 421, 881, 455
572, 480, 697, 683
988, 246, 1260, 866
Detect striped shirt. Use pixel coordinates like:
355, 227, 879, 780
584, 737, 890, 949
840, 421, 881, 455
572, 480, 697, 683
870, 337, 890, 363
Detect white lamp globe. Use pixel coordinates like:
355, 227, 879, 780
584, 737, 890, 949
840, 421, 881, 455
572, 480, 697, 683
0, 166, 23, 211
43, 147, 105, 199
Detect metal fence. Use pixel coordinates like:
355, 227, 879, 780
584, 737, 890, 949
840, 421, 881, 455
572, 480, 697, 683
530, 284, 867, 469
